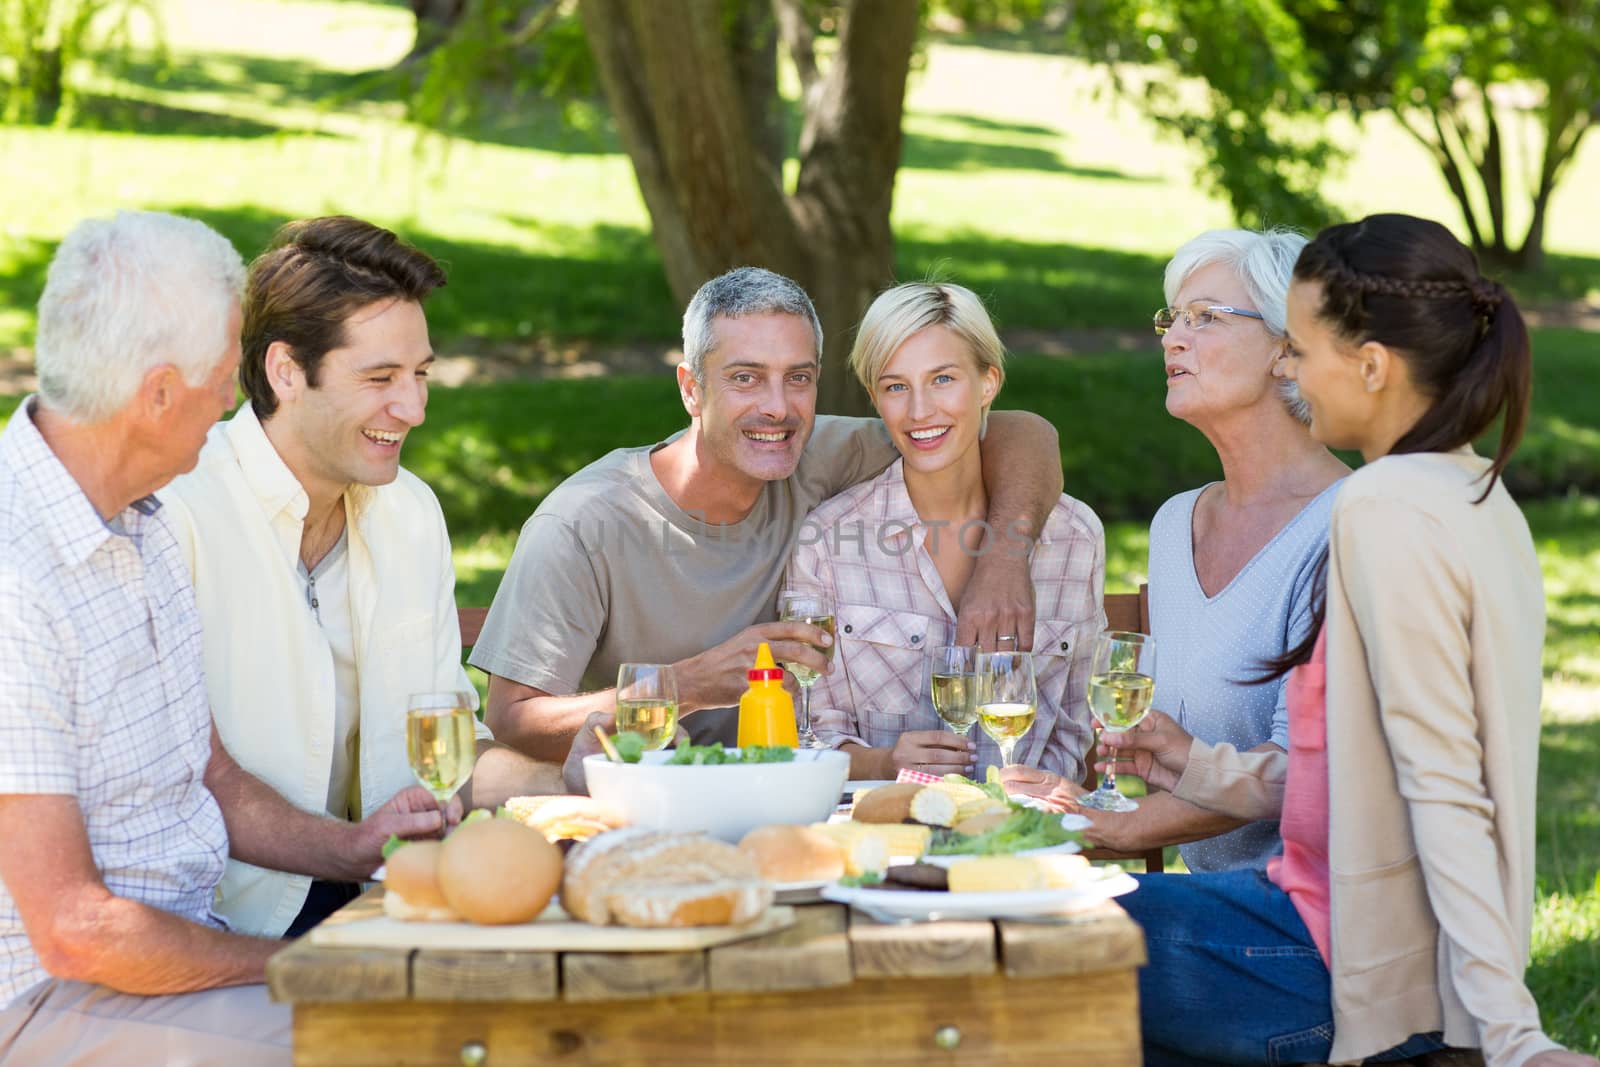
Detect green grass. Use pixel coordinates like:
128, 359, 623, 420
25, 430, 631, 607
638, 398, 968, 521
2, 0, 1596, 1046
4, 4, 1600, 350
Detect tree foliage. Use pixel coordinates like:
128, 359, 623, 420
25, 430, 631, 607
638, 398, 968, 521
1069, 0, 1598, 266
0, 0, 163, 126
406, 0, 922, 414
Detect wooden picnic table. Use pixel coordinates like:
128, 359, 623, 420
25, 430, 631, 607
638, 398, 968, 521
266, 888, 1146, 1066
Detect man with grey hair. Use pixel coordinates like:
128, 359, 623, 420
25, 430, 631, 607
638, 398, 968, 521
472, 266, 1066, 767
0, 212, 452, 1064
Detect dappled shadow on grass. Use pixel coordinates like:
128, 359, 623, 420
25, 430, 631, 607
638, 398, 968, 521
903, 112, 1155, 180
112, 52, 392, 123
896, 230, 1167, 334
1529, 715, 1600, 1051
0, 235, 52, 339
407, 376, 687, 543
1505, 252, 1600, 306
1537, 718, 1600, 896
73, 94, 293, 139
161, 204, 680, 344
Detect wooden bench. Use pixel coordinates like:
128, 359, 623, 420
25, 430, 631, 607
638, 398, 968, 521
459, 585, 1166, 872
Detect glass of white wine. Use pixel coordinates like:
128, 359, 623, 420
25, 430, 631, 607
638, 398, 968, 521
976, 650, 1037, 766
1079, 630, 1157, 813
615, 663, 679, 750
779, 589, 835, 750
928, 644, 981, 736
405, 691, 478, 807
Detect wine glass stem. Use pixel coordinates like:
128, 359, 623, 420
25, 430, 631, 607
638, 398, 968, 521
1099, 730, 1119, 793
999, 739, 1016, 766
799, 684, 813, 740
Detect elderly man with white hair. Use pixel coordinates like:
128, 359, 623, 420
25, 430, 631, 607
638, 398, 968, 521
0, 212, 453, 1066
1004, 228, 1350, 873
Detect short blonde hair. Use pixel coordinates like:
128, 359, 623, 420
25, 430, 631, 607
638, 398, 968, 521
849, 283, 1007, 401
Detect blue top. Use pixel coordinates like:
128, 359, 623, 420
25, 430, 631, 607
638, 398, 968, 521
1146, 480, 1339, 872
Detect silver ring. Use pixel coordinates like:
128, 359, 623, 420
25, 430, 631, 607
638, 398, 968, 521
997, 634, 1019, 645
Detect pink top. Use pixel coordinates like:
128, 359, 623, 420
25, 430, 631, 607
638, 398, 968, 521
1268, 627, 1332, 967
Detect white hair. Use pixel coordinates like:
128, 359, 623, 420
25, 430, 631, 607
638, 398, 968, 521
681, 266, 822, 383
35, 210, 246, 424
1163, 228, 1310, 423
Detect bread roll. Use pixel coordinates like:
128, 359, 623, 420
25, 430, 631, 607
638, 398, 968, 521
437, 818, 564, 925
382, 841, 460, 922
738, 825, 845, 883
562, 828, 772, 928
851, 782, 924, 823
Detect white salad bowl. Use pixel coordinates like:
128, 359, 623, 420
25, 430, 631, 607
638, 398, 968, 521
583, 748, 851, 843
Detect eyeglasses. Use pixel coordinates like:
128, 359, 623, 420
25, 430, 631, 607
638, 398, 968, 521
1153, 303, 1266, 335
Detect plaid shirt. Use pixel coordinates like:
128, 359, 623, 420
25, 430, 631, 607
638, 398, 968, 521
784, 460, 1105, 781
0, 399, 229, 1008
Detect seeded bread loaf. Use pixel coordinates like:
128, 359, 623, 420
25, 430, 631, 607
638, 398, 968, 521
561, 828, 772, 928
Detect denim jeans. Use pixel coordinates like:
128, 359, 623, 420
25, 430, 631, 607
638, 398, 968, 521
1119, 869, 1445, 1066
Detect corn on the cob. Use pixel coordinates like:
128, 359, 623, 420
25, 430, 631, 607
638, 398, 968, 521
808, 821, 931, 864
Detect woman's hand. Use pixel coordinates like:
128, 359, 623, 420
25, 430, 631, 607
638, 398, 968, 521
999, 765, 1084, 812
1095, 709, 1194, 794
1526, 1051, 1600, 1067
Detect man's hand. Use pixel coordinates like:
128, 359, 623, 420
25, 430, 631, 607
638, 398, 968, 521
346, 787, 462, 880
676, 621, 832, 711
886, 731, 976, 778
1095, 709, 1193, 794
563, 711, 690, 794
999, 765, 1084, 812
956, 548, 1037, 652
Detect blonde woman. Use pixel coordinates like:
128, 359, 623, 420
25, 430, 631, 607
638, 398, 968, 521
782, 283, 1105, 782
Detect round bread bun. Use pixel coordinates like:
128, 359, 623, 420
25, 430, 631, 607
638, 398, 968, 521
737, 825, 845, 883
437, 818, 563, 925
382, 841, 460, 922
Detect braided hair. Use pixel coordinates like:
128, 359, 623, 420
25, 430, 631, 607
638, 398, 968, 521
1263, 213, 1531, 676
241, 216, 448, 418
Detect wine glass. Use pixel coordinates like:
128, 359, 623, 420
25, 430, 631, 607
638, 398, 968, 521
615, 663, 679, 751
778, 589, 835, 749
1079, 630, 1157, 813
928, 644, 981, 736
405, 691, 478, 806
976, 650, 1037, 766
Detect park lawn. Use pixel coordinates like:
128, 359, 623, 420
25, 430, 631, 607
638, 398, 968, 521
4, 2, 1600, 350
0, 0, 1595, 1047
0, 364, 1594, 1053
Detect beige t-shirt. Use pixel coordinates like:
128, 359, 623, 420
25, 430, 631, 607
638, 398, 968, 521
469, 416, 896, 742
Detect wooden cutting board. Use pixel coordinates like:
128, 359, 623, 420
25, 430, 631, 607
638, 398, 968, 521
308, 898, 797, 953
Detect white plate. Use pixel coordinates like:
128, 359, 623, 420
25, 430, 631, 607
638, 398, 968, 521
821, 868, 1137, 921
771, 878, 830, 904
842, 779, 895, 797
920, 839, 1083, 868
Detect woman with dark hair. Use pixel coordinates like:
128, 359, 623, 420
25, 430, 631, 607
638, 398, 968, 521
1101, 214, 1595, 1067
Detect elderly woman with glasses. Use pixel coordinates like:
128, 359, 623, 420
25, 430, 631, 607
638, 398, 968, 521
1004, 228, 1349, 874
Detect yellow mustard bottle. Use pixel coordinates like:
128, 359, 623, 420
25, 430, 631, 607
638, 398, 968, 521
737, 642, 799, 748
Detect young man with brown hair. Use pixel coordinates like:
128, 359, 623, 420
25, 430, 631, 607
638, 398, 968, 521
159, 216, 560, 940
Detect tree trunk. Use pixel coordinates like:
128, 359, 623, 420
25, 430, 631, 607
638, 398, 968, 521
407, 0, 469, 60
579, 0, 918, 416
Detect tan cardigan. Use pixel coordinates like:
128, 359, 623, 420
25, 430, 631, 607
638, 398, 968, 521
1171, 449, 1559, 1067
